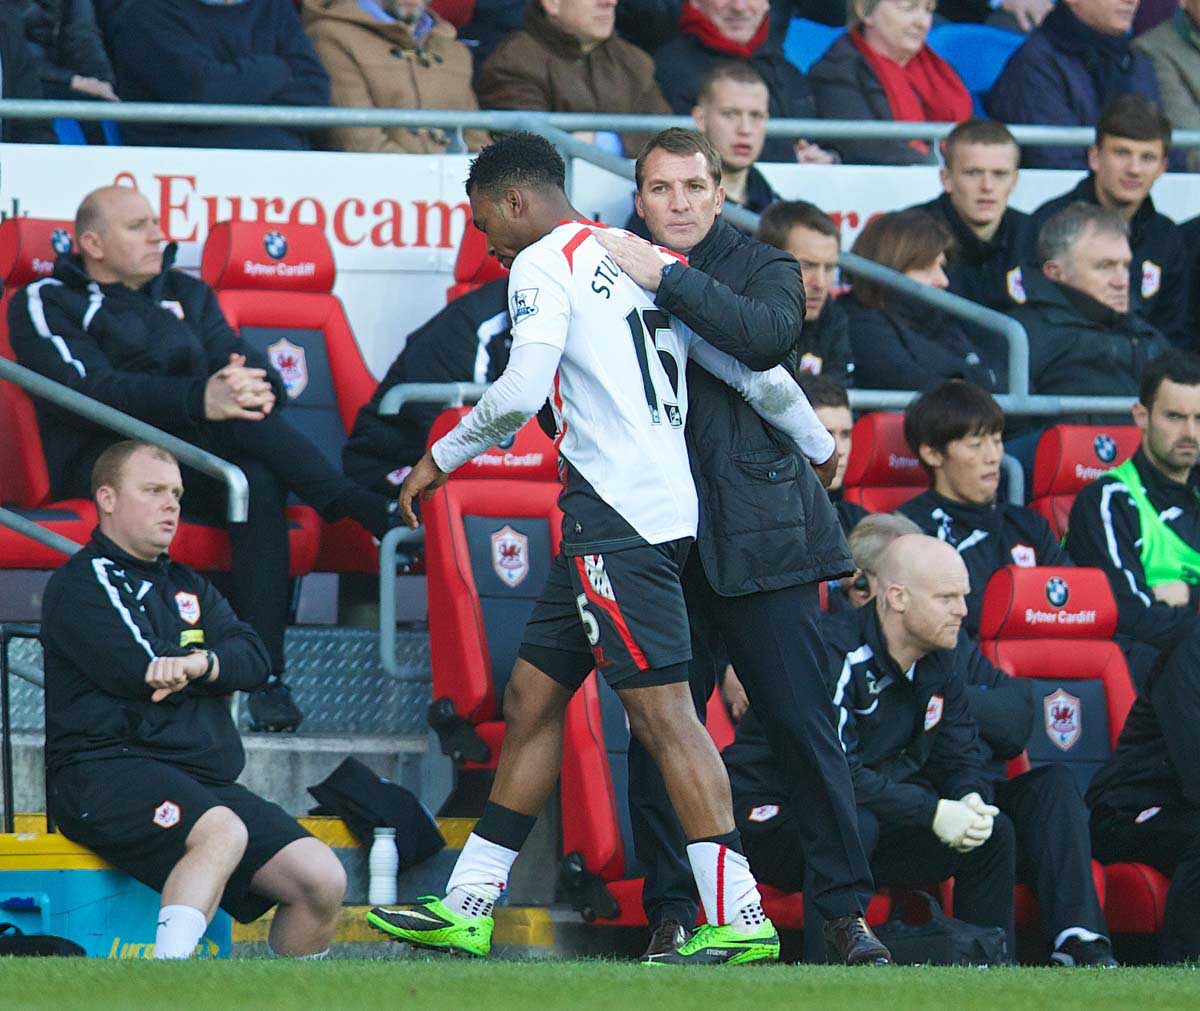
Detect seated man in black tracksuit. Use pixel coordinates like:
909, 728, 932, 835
8, 186, 397, 732
342, 278, 511, 495
43, 441, 346, 959
758, 201, 855, 388
1065, 351, 1200, 689
1031, 96, 1188, 348
1087, 623, 1200, 963
726, 535, 1018, 957
911, 119, 1035, 320
800, 374, 864, 536
899, 380, 1072, 636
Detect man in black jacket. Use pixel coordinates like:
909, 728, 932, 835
1065, 351, 1200, 688
899, 381, 1072, 636
9, 186, 398, 732
726, 535, 1018, 954
343, 279, 510, 495
1031, 96, 1189, 348
0, 16, 58, 143
1087, 623, 1200, 963
913, 120, 1035, 317
43, 442, 346, 958
594, 128, 884, 964
758, 200, 855, 387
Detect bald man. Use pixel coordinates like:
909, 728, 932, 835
8, 186, 399, 732
725, 535, 1018, 959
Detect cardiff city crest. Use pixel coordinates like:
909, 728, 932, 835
491, 525, 529, 587
267, 338, 308, 399
1044, 688, 1081, 751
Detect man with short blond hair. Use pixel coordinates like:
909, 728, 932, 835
43, 441, 346, 960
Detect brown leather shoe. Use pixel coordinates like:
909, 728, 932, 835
824, 915, 892, 965
640, 919, 690, 963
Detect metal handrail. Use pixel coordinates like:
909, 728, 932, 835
378, 382, 490, 417
0, 358, 249, 522
0, 507, 78, 558
3, 99, 1200, 148
377, 525, 428, 678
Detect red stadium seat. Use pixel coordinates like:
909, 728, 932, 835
447, 222, 508, 303
202, 220, 367, 575
1028, 425, 1140, 538
0, 217, 318, 576
842, 412, 927, 512
422, 407, 561, 788
978, 565, 1167, 938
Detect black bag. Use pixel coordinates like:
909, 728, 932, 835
0, 923, 85, 957
873, 892, 1009, 966
308, 757, 444, 870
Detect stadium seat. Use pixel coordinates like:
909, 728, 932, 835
978, 565, 1168, 938
447, 222, 508, 303
201, 219, 365, 575
559, 673, 893, 931
783, 17, 844, 73
1028, 425, 1140, 538
421, 407, 561, 793
927, 24, 1023, 117
842, 412, 927, 512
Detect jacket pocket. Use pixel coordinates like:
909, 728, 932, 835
713, 450, 806, 537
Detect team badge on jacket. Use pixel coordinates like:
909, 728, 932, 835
1142, 260, 1162, 298
924, 694, 944, 731
1010, 544, 1036, 567
153, 801, 181, 829
1044, 688, 1081, 751
267, 338, 308, 399
174, 591, 201, 626
748, 804, 779, 823
1006, 266, 1026, 304
490, 525, 529, 587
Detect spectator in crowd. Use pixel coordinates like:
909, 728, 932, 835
107, 0, 330, 150
758, 200, 855, 386
456, 0, 526, 71
302, 0, 489, 154
8, 186, 400, 733
625, 60, 787, 239
808, 0, 972, 166
0, 16, 58, 143
841, 209, 999, 393
476, 0, 670, 156
912, 120, 1035, 315
1136, 0, 1200, 172
898, 381, 1072, 636
800, 374, 863, 535
1031, 97, 1188, 348
1012, 203, 1169, 422
828, 520, 1116, 966
986, 0, 1162, 169
1065, 351, 1200, 687
43, 442, 346, 960
725, 535, 1017, 956
18, 0, 119, 104
1087, 620, 1200, 964
616, 0, 685, 51
654, 0, 830, 162
343, 279, 511, 495
937, 0, 1051, 30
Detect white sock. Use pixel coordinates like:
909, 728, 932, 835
443, 832, 519, 918
686, 841, 762, 930
154, 904, 207, 960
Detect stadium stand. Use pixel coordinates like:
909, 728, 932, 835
781, 16, 843, 73
978, 565, 1170, 939
925, 23, 1023, 118
1028, 425, 1141, 539
841, 412, 928, 512
420, 406, 561, 811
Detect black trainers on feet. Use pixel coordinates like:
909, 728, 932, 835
640, 919, 690, 963
824, 915, 892, 965
1051, 936, 1119, 967
249, 677, 303, 733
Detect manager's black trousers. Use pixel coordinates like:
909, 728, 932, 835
180, 412, 389, 674
627, 550, 874, 930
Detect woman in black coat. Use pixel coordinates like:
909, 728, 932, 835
840, 209, 999, 392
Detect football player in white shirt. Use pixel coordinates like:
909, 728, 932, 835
369, 133, 834, 965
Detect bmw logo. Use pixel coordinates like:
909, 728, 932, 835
50, 228, 73, 254
1093, 433, 1117, 464
263, 230, 288, 260
1045, 576, 1070, 607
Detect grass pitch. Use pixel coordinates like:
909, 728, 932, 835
0, 960, 1195, 1011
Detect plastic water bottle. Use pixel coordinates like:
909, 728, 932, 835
368, 827, 399, 905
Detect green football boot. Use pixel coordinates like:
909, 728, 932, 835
365, 896, 493, 957
642, 920, 780, 966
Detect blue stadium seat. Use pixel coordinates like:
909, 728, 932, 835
52, 118, 124, 145
783, 17, 845, 73
927, 24, 1023, 117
